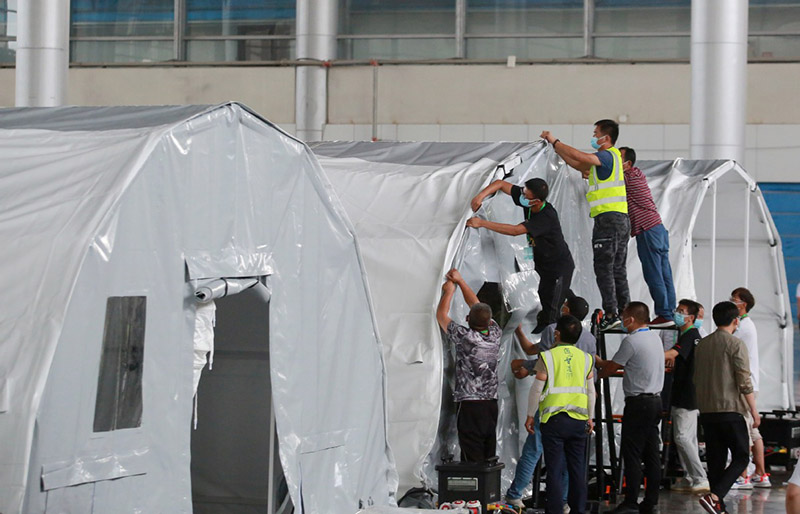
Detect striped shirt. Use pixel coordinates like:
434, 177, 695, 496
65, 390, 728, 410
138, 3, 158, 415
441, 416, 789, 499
623, 166, 662, 236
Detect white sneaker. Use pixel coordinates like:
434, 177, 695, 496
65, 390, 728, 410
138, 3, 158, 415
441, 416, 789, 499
751, 473, 772, 488
505, 497, 525, 508
672, 478, 693, 492
731, 475, 753, 490
691, 480, 711, 493
563, 505, 571, 513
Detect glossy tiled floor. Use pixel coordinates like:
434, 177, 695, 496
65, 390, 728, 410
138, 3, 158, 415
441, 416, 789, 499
595, 482, 789, 513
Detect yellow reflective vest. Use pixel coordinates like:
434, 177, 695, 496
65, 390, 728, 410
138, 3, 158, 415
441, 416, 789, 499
586, 146, 628, 217
539, 345, 593, 423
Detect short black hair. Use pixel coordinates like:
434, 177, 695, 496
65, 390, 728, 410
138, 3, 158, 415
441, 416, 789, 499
594, 119, 620, 145
555, 314, 582, 345
619, 146, 637, 166
565, 296, 590, 321
677, 298, 700, 319
731, 287, 755, 312
623, 301, 650, 324
524, 178, 549, 202
712, 301, 740, 327
468, 303, 493, 331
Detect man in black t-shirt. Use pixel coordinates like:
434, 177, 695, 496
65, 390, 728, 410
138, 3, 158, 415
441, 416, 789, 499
665, 299, 709, 493
469, 178, 575, 333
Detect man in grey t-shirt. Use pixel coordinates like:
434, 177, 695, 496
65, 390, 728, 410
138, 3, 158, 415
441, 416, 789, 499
598, 302, 665, 514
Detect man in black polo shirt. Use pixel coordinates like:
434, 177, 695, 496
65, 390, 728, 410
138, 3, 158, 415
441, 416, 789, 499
665, 299, 709, 493
469, 177, 575, 333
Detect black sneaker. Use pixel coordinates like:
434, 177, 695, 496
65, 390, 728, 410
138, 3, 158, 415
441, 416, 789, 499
599, 315, 622, 331
699, 493, 725, 514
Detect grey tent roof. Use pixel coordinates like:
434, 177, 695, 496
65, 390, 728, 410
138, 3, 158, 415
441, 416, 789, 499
0, 105, 217, 131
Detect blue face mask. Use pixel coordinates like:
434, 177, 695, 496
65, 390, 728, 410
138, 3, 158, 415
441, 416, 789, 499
519, 194, 531, 208
674, 312, 686, 327
694, 319, 704, 329
590, 136, 601, 150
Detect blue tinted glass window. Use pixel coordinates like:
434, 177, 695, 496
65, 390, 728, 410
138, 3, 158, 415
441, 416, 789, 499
71, 0, 174, 37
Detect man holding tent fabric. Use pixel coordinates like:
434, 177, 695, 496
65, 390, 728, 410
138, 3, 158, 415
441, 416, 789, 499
437, 268, 502, 463
540, 121, 630, 331
469, 177, 575, 334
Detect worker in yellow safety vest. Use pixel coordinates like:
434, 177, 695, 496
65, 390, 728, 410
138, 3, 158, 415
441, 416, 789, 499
539, 120, 631, 332
525, 314, 595, 514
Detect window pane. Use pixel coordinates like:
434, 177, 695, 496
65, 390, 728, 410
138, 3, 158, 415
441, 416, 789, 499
341, 37, 455, 60
466, 36, 583, 59
186, 0, 295, 37
71, 40, 173, 63
749, 35, 800, 59
594, 0, 690, 35
71, 0, 174, 37
94, 296, 147, 433
187, 38, 295, 61
595, 36, 689, 59
467, 0, 583, 35
1, 0, 17, 38
342, 0, 455, 36
0, 41, 14, 62
750, 2, 800, 32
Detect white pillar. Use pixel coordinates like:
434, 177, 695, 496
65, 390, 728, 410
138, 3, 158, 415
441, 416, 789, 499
690, 0, 748, 162
15, 0, 70, 107
296, 0, 338, 142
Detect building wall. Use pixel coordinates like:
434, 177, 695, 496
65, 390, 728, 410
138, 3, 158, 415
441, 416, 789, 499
0, 62, 797, 181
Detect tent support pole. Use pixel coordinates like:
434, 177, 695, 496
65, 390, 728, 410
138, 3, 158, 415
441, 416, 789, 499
268, 403, 276, 513
744, 185, 751, 287
710, 181, 717, 327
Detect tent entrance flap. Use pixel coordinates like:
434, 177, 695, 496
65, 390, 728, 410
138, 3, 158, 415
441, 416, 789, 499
190, 287, 289, 513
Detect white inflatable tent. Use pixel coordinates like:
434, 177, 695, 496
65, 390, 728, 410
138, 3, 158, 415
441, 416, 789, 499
0, 103, 396, 514
312, 141, 794, 499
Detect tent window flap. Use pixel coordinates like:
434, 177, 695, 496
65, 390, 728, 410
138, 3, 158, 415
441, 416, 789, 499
93, 296, 146, 432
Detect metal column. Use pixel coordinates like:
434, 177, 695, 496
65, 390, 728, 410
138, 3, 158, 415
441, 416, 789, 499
15, 0, 70, 106
455, 0, 466, 59
583, 0, 595, 58
690, 0, 748, 162
296, 0, 339, 142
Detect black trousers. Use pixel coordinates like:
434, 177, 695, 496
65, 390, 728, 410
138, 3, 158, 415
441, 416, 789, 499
457, 399, 498, 462
538, 260, 575, 327
541, 413, 589, 514
592, 212, 630, 316
700, 412, 750, 511
621, 395, 662, 510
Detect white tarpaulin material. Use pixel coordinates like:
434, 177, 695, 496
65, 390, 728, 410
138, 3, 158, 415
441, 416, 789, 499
312, 141, 794, 499
0, 103, 396, 514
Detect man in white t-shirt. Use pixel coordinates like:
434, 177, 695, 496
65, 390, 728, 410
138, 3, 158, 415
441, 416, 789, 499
730, 287, 768, 489
788, 464, 800, 513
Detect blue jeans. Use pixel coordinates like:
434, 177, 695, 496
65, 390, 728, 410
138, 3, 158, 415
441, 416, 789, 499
636, 223, 676, 319
507, 412, 569, 502
541, 413, 588, 514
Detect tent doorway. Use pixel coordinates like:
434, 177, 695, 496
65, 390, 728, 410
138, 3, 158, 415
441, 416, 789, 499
190, 286, 290, 513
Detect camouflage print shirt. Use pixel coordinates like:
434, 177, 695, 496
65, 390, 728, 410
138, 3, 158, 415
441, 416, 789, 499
447, 319, 502, 401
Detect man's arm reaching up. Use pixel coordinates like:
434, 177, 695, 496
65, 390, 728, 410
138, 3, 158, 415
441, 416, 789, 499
540, 131, 601, 177
470, 179, 514, 212
436, 279, 456, 332
446, 268, 480, 307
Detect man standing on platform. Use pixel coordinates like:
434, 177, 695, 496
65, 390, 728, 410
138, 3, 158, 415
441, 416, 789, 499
540, 121, 630, 331
619, 146, 677, 327
694, 301, 760, 514
597, 302, 664, 514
